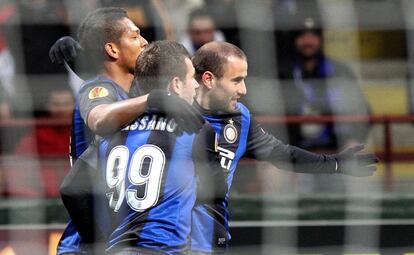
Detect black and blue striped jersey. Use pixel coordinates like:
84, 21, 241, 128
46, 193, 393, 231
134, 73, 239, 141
190, 102, 250, 253
57, 75, 130, 255
96, 114, 218, 255
190, 102, 338, 254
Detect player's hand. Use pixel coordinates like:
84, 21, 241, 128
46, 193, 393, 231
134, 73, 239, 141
147, 90, 205, 134
49, 36, 82, 64
334, 144, 378, 177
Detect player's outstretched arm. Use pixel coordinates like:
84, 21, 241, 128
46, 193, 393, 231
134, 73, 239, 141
271, 143, 378, 176
245, 118, 378, 176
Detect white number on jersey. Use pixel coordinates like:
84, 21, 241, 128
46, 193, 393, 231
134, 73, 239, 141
106, 145, 165, 212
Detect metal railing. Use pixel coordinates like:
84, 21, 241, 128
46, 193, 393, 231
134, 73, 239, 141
255, 114, 414, 191
1, 114, 414, 191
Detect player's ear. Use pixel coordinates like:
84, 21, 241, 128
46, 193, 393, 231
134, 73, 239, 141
105, 42, 119, 59
201, 71, 215, 90
168, 76, 182, 96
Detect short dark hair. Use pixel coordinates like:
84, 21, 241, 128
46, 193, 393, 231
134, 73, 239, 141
188, 8, 214, 28
191, 42, 246, 82
77, 7, 129, 67
135, 40, 190, 95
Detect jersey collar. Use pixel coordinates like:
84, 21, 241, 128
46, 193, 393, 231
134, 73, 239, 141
193, 100, 241, 119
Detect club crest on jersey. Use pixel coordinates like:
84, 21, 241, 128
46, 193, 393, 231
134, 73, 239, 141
223, 119, 237, 144
88, 86, 109, 99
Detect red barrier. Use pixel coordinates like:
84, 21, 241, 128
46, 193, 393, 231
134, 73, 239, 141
0, 118, 71, 127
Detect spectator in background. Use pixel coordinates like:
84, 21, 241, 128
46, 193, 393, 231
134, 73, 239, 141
180, 8, 225, 55
15, 88, 74, 155
160, 0, 203, 40
279, 18, 370, 150
12, 88, 74, 197
278, 18, 371, 192
204, 0, 239, 46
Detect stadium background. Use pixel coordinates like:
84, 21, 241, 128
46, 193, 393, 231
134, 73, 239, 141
0, 0, 414, 254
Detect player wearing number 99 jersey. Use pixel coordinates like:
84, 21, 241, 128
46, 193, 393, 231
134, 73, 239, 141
99, 113, 218, 254
94, 41, 219, 254
96, 41, 218, 254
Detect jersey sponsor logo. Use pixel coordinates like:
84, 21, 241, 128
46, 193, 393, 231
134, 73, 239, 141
88, 86, 109, 99
217, 146, 235, 170
223, 119, 238, 144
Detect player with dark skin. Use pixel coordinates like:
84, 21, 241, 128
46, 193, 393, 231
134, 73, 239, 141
49, 30, 203, 138
84, 13, 148, 135
74, 15, 201, 136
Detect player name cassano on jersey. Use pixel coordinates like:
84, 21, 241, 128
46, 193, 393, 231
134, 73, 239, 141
122, 114, 178, 133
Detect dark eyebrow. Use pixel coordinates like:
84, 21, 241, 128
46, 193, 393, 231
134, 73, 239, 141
132, 28, 140, 35
231, 76, 245, 82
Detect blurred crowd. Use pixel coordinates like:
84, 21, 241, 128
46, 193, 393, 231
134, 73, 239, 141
0, 0, 404, 197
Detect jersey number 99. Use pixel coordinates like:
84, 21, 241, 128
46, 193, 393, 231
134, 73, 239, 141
106, 145, 165, 212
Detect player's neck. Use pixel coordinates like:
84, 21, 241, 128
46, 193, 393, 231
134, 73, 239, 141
195, 88, 210, 110
102, 64, 133, 92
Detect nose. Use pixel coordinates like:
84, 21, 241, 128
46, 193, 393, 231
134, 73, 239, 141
238, 80, 247, 96
141, 36, 148, 48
